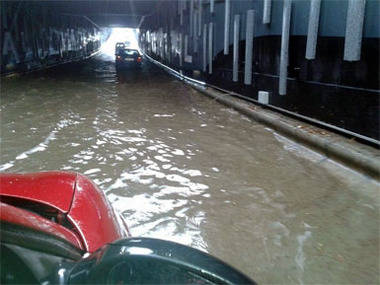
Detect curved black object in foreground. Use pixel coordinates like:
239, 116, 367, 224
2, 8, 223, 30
66, 238, 256, 284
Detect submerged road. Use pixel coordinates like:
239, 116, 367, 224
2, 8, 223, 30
1, 54, 379, 284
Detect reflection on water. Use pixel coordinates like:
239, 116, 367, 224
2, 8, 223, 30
1, 56, 379, 284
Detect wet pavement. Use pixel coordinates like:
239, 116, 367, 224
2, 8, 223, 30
1, 54, 379, 284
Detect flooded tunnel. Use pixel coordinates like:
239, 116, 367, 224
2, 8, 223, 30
1, 1, 379, 284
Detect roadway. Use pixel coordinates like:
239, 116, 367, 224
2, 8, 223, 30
1, 54, 379, 284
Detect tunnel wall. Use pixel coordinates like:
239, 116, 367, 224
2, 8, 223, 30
0, 1, 106, 75
139, 0, 380, 141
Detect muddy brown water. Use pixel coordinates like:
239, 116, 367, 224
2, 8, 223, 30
1, 55, 379, 284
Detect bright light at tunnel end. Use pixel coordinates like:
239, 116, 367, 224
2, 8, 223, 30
100, 28, 140, 59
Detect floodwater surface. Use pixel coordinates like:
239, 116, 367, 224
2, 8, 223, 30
1, 55, 379, 284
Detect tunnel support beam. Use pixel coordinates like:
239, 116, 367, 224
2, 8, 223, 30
263, 0, 272, 24
193, 11, 198, 53
190, 0, 194, 37
224, 0, 231, 55
180, 0, 184, 26
179, 33, 183, 67
198, 0, 202, 36
279, 0, 292, 95
344, 0, 366, 61
233, 15, 240, 82
244, 10, 255, 85
203, 23, 207, 72
305, 0, 321, 60
208, 23, 213, 74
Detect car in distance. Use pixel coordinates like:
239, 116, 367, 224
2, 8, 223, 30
115, 42, 125, 54
115, 48, 142, 68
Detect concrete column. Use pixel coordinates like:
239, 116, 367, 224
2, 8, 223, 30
23, 15, 30, 55
185, 34, 189, 56
2, 32, 20, 63
198, 0, 203, 36
180, 1, 184, 25
224, 0, 231, 55
263, 0, 272, 24
344, 0, 366, 61
305, 0, 321, 60
279, 0, 292, 95
203, 23, 207, 72
2, 4, 7, 29
244, 10, 255, 85
179, 33, 183, 66
178, 0, 182, 15
190, 0, 194, 37
208, 22, 213, 74
193, 11, 198, 53
233, 15, 240, 82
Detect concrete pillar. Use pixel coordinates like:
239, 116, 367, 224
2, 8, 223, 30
263, 0, 272, 24
179, 33, 183, 66
279, 0, 292, 95
178, 0, 182, 15
2, 4, 7, 29
233, 15, 240, 82
203, 23, 207, 72
185, 34, 189, 56
305, 0, 321, 60
190, 0, 194, 37
198, 0, 203, 36
193, 11, 198, 53
180, 1, 184, 25
224, 0, 231, 55
244, 10, 255, 85
2, 32, 20, 63
208, 22, 213, 74
344, 0, 366, 61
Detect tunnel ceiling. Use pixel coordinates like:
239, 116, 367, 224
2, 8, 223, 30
36, 0, 160, 28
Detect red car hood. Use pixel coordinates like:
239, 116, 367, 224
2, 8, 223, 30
0, 171, 129, 253
0, 172, 76, 213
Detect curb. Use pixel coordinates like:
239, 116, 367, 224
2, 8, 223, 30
191, 85, 380, 181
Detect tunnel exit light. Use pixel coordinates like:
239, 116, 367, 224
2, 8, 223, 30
100, 28, 140, 59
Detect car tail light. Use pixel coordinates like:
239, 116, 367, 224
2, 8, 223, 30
137, 56, 142, 63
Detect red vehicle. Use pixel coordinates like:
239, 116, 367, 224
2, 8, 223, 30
0, 172, 255, 284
